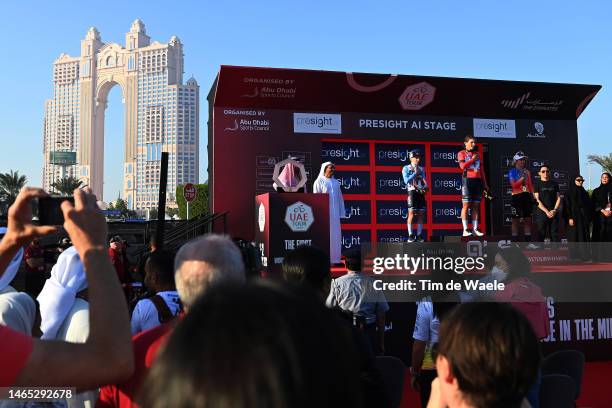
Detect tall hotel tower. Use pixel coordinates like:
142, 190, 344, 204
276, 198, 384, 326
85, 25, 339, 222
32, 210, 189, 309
43, 19, 199, 210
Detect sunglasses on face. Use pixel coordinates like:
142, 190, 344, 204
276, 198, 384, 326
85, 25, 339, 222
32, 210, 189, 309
540, 170, 550, 173
575, 179, 584, 182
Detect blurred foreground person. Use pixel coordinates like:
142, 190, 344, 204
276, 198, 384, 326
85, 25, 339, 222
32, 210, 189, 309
0, 187, 133, 388
282, 245, 391, 408
140, 282, 363, 408
426, 302, 539, 408
97, 234, 246, 408
37, 245, 97, 406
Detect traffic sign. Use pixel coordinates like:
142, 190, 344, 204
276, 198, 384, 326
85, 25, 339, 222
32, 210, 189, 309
184, 183, 197, 202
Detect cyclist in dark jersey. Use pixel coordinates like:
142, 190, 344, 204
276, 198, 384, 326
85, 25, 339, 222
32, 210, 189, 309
508, 151, 535, 242
457, 135, 489, 237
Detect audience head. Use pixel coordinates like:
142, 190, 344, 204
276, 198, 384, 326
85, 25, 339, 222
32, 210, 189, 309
344, 247, 362, 272
144, 250, 176, 292
109, 235, 123, 251
140, 281, 362, 408
435, 302, 540, 408
174, 234, 246, 310
495, 245, 531, 281
601, 172, 611, 186
282, 245, 331, 299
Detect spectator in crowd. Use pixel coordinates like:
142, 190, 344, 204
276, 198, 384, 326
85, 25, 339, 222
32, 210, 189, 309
411, 268, 459, 408
37, 245, 98, 406
282, 245, 391, 408
0, 227, 37, 336
326, 248, 389, 355
131, 250, 181, 335
533, 165, 561, 243
426, 302, 540, 408
109, 236, 127, 284
492, 246, 549, 339
137, 236, 158, 281
563, 175, 593, 259
24, 238, 46, 296
0, 187, 133, 389
282, 245, 331, 300
592, 172, 612, 260
139, 281, 363, 408
97, 234, 246, 408
492, 245, 548, 408
508, 151, 535, 242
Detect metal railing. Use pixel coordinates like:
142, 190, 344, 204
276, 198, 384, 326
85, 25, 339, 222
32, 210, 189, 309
162, 211, 228, 251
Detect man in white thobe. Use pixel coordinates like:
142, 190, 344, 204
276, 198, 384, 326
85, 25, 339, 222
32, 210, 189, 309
313, 161, 346, 264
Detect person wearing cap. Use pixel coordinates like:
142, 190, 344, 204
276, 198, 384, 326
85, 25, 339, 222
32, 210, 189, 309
508, 151, 535, 242
109, 235, 127, 284
402, 149, 428, 242
457, 135, 489, 237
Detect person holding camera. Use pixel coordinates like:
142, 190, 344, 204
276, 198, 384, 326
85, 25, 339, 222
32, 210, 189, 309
533, 165, 561, 243
402, 149, 428, 242
508, 151, 535, 242
457, 135, 489, 237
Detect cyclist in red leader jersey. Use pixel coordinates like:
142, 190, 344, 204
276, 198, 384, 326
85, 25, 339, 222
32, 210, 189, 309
508, 151, 535, 242
458, 135, 489, 237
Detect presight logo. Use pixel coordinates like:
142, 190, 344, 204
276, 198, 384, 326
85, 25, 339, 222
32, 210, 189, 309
527, 122, 546, 138
378, 206, 408, 220
342, 235, 362, 249
322, 147, 364, 161
341, 230, 370, 250
473, 118, 516, 139
376, 173, 408, 195
293, 113, 342, 134
338, 176, 362, 190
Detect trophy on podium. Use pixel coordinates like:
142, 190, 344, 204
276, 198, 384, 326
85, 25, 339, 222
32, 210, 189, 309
272, 157, 308, 192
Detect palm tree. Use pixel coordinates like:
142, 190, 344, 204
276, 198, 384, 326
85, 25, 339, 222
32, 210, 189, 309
0, 170, 27, 204
51, 176, 84, 195
588, 153, 612, 174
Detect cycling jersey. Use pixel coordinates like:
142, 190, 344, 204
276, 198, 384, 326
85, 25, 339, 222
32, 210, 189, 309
402, 164, 427, 192
508, 168, 534, 195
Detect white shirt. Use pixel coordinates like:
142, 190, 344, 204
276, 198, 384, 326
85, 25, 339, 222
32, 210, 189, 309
412, 300, 439, 343
131, 290, 181, 335
326, 271, 389, 324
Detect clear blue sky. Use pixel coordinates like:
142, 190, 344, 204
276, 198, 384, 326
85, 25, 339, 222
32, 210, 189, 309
1, 0, 611, 199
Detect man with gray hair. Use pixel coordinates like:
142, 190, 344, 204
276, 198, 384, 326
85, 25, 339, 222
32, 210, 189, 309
174, 234, 246, 309
97, 234, 246, 408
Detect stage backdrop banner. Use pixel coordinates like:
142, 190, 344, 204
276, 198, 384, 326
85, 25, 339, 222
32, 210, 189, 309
209, 66, 600, 243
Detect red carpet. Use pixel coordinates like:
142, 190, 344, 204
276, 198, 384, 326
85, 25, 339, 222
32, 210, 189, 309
399, 362, 612, 408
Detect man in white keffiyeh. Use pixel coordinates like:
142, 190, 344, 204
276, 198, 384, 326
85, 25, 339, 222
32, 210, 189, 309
313, 162, 347, 264
37, 246, 98, 407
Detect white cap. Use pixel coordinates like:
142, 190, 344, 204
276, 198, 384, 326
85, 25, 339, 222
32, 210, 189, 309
512, 151, 528, 164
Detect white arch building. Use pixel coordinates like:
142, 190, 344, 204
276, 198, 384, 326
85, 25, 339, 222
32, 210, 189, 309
43, 19, 199, 210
